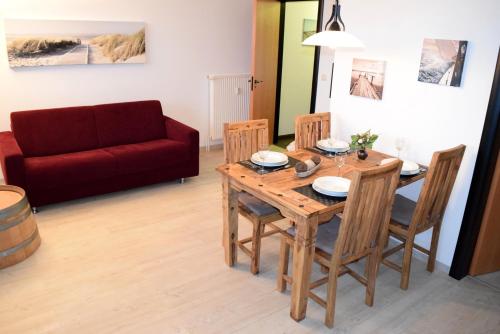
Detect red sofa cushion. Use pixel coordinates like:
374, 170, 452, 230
11, 106, 99, 157
103, 139, 190, 175
25, 149, 117, 190
94, 100, 166, 147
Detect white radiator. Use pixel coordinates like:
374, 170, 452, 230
207, 73, 251, 150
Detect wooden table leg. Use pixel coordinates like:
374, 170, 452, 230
290, 215, 318, 321
222, 176, 239, 267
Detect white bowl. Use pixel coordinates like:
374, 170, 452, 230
251, 151, 288, 167
312, 176, 351, 197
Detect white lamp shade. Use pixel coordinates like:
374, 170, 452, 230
303, 31, 365, 50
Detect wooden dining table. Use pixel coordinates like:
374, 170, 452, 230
216, 149, 427, 322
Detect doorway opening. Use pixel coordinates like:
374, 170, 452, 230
273, 0, 323, 148
450, 47, 500, 284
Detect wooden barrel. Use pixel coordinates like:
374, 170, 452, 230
0, 185, 41, 269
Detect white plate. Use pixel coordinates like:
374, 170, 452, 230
380, 158, 420, 176
317, 139, 350, 153
251, 151, 288, 167
312, 176, 351, 197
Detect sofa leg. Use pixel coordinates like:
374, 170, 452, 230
179, 178, 185, 184
32, 207, 39, 214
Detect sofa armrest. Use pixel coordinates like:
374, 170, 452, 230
0, 131, 27, 188
164, 117, 199, 174
164, 116, 199, 148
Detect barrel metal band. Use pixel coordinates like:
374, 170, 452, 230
0, 205, 32, 232
0, 227, 40, 258
0, 196, 29, 221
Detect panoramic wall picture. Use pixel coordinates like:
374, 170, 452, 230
418, 38, 468, 87
350, 58, 386, 100
5, 19, 146, 68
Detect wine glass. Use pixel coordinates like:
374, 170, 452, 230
395, 137, 406, 159
257, 147, 269, 174
325, 138, 335, 157
335, 152, 346, 176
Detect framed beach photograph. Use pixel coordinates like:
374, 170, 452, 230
418, 38, 468, 87
5, 19, 146, 68
350, 58, 386, 100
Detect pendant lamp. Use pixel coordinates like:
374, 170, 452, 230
303, 0, 364, 50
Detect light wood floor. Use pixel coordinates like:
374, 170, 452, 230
1, 150, 499, 334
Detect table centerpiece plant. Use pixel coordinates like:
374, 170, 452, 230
350, 130, 379, 160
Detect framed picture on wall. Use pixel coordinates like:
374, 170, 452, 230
418, 38, 468, 87
5, 19, 146, 68
302, 19, 317, 42
350, 58, 386, 100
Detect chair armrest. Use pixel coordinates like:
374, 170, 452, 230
0, 131, 26, 188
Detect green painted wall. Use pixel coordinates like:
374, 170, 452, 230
278, 1, 318, 136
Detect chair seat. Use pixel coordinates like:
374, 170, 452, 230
391, 194, 417, 228
287, 216, 341, 254
238, 192, 279, 217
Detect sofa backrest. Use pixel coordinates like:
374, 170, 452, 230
93, 100, 166, 147
10, 100, 166, 157
11, 105, 99, 157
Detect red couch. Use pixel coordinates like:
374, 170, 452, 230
0, 100, 199, 207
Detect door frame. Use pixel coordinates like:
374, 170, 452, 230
449, 47, 500, 280
273, 0, 324, 143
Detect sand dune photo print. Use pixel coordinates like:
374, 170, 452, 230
350, 58, 386, 100
5, 19, 146, 68
418, 38, 467, 87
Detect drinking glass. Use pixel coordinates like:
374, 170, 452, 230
335, 152, 346, 176
395, 137, 406, 159
257, 147, 269, 174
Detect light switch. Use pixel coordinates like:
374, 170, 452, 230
320, 74, 328, 81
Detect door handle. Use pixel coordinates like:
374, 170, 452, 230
249, 78, 264, 91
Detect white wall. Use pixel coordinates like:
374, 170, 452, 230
278, 1, 318, 136
0, 0, 252, 146
316, 0, 500, 267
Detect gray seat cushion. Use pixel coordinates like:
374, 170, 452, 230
287, 216, 341, 254
238, 192, 279, 217
391, 194, 417, 227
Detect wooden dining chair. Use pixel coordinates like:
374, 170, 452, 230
294, 112, 331, 150
382, 145, 466, 290
223, 119, 285, 274
277, 160, 403, 328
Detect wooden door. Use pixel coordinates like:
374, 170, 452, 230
251, 0, 281, 143
470, 153, 500, 275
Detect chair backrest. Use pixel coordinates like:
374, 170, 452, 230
332, 160, 403, 264
294, 112, 331, 150
223, 119, 269, 164
411, 145, 466, 231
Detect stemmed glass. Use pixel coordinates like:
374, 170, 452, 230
335, 152, 346, 176
395, 137, 406, 159
325, 138, 335, 157
257, 147, 269, 174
